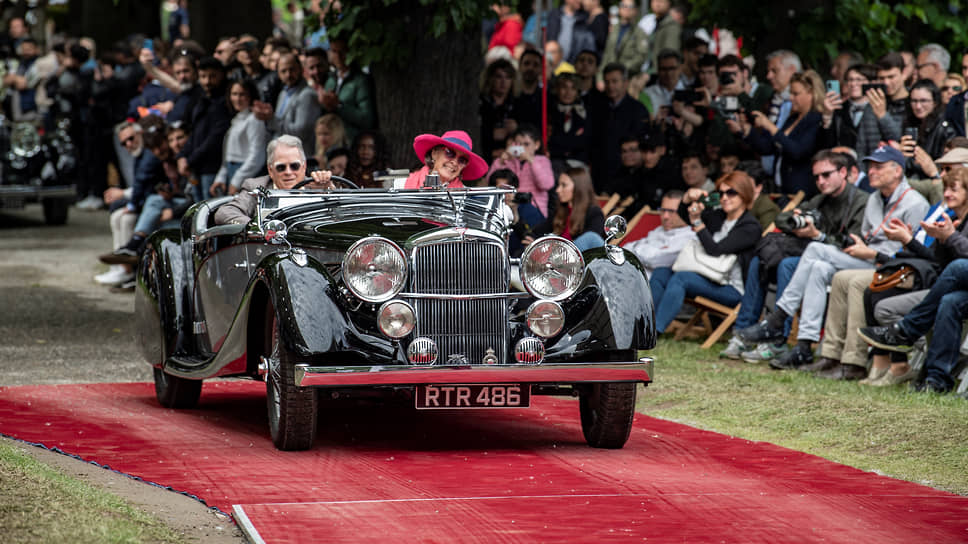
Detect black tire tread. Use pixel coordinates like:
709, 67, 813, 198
580, 382, 636, 449
153, 367, 202, 409
267, 315, 317, 451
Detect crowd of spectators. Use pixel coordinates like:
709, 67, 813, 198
1, 1, 966, 397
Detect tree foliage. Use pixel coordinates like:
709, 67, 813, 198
326, 0, 495, 69
690, 0, 968, 71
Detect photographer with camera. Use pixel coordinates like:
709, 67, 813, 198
736, 145, 929, 373
722, 150, 869, 360
705, 55, 766, 151
487, 124, 555, 217
490, 168, 544, 257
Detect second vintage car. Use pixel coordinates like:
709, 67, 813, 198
135, 182, 656, 450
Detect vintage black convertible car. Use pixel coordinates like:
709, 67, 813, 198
135, 182, 656, 450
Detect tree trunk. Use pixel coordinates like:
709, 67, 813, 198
372, 19, 483, 170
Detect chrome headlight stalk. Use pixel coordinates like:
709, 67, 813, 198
519, 236, 584, 301
604, 215, 628, 265
342, 237, 408, 303
377, 300, 416, 339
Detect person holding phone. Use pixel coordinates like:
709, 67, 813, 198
856, 53, 909, 157
899, 79, 956, 183
741, 70, 825, 197
819, 63, 877, 152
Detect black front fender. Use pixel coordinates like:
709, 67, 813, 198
253, 253, 397, 361
545, 247, 656, 360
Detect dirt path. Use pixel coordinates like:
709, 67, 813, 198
0, 205, 245, 543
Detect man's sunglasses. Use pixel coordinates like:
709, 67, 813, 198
273, 161, 303, 173
813, 169, 837, 181
442, 147, 469, 166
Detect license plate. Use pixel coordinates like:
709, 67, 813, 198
415, 384, 530, 409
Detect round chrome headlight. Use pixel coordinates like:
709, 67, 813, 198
526, 300, 565, 338
520, 236, 584, 301
342, 237, 407, 303
378, 300, 415, 339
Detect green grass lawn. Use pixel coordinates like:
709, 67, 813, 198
637, 339, 968, 495
0, 444, 186, 544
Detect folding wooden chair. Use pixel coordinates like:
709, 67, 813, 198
616, 208, 660, 246
600, 193, 621, 215
674, 191, 806, 349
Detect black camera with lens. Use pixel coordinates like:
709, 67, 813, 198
512, 191, 533, 205
790, 209, 822, 230
712, 95, 740, 120
719, 71, 735, 86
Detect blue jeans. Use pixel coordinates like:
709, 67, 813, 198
654, 271, 743, 333
650, 267, 673, 307
735, 256, 798, 336
134, 194, 189, 234
573, 231, 605, 251
898, 259, 968, 390
192, 173, 217, 201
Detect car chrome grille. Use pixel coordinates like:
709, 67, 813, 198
411, 240, 508, 364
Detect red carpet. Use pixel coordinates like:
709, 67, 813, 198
0, 381, 965, 543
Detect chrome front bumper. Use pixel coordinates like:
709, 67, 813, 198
295, 357, 654, 387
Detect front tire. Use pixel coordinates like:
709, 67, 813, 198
579, 382, 636, 449
153, 367, 202, 408
265, 306, 317, 450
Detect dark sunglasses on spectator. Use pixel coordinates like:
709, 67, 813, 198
720, 188, 740, 198
273, 161, 303, 173
813, 169, 837, 181
442, 147, 469, 166
942, 85, 963, 92
121, 136, 136, 145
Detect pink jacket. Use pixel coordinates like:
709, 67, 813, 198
404, 166, 467, 189
487, 155, 555, 217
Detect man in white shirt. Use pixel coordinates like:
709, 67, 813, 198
625, 191, 696, 284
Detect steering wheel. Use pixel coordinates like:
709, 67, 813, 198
291, 175, 360, 190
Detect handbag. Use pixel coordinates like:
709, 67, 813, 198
672, 240, 738, 285
869, 265, 916, 292
869, 257, 939, 293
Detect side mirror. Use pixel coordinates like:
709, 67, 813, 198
604, 215, 627, 244
264, 219, 288, 244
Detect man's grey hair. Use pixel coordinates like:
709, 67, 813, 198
919, 43, 951, 72
767, 50, 802, 72
266, 134, 307, 166
116, 120, 142, 136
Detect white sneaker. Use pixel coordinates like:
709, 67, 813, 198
94, 266, 133, 286
76, 195, 103, 210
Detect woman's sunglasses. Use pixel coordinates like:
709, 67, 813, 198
718, 188, 740, 198
273, 161, 303, 173
442, 146, 469, 166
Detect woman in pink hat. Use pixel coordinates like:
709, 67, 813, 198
404, 130, 491, 189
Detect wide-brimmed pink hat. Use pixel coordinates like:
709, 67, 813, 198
412, 130, 489, 181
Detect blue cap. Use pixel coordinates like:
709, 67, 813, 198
862, 145, 906, 168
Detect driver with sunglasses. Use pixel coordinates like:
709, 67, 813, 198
216, 134, 334, 225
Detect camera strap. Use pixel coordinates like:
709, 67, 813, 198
866, 187, 912, 243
